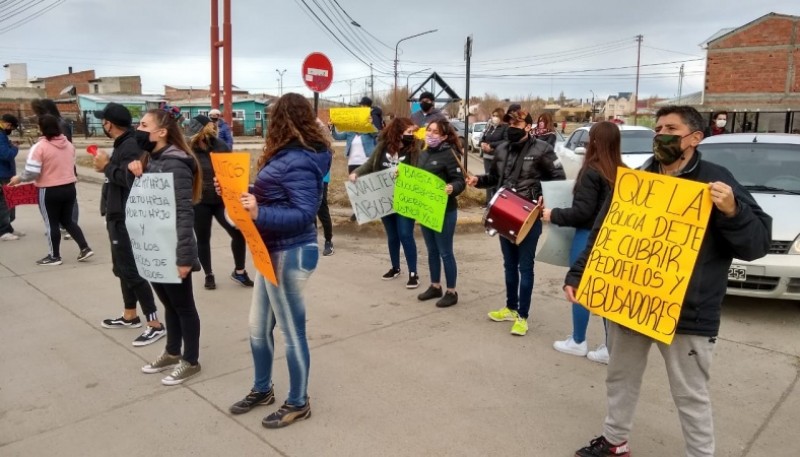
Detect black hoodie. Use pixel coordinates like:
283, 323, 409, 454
101, 129, 143, 220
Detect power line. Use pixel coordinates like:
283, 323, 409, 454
311, 0, 391, 72
322, 0, 391, 65
328, 0, 393, 51
0, 0, 64, 35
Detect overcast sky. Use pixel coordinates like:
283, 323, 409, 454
1, 0, 797, 104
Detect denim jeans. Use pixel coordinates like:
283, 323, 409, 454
499, 219, 543, 319
569, 228, 605, 343
381, 213, 417, 273
249, 243, 318, 406
420, 210, 458, 288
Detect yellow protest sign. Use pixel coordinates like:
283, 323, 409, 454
575, 168, 712, 344
329, 107, 377, 133
211, 153, 277, 286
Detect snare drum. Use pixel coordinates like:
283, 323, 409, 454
483, 187, 541, 244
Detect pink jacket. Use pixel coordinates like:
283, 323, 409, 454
22, 135, 77, 188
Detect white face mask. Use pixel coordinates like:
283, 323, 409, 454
715, 119, 727, 128
491, 116, 500, 125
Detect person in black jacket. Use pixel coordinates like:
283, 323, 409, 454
415, 118, 466, 307
187, 115, 253, 291
568, 106, 771, 457
478, 107, 508, 204
92, 103, 165, 347
350, 117, 420, 288
532, 112, 558, 148
130, 107, 204, 386
542, 121, 625, 363
467, 110, 566, 336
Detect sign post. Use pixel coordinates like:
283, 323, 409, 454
301, 52, 333, 115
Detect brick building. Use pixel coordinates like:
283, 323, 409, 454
701, 12, 800, 133
29, 68, 96, 99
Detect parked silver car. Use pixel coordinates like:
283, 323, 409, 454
555, 125, 654, 179
699, 133, 800, 300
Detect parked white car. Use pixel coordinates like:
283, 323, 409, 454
468, 122, 487, 152
698, 133, 800, 301
556, 125, 654, 179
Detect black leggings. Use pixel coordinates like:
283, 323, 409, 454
193, 202, 246, 274
152, 276, 200, 365
316, 182, 332, 242
38, 183, 89, 258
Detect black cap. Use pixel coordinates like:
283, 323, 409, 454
93, 102, 132, 128
419, 91, 435, 102
1, 113, 19, 128
359, 96, 372, 107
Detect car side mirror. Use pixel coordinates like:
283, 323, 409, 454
574, 146, 587, 154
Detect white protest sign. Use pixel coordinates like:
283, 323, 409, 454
345, 168, 396, 224
537, 180, 576, 267
125, 173, 180, 284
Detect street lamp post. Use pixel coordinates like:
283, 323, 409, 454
406, 67, 431, 92
275, 69, 287, 96
394, 29, 437, 113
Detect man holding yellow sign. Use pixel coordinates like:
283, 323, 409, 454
565, 106, 771, 457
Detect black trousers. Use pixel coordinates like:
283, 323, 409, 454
107, 219, 158, 321
152, 276, 200, 365
38, 183, 89, 258
316, 182, 332, 242
193, 202, 246, 274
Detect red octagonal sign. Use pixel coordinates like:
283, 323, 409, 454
301, 52, 334, 93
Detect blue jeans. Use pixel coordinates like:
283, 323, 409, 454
499, 219, 543, 319
569, 228, 606, 343
381, 213, 417, 273
249, 244, 318, 406
420, 210, 458, 288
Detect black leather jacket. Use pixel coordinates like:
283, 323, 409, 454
476, 137, 566, 202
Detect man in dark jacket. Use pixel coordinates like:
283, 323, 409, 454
0, 114, 24, 241
410, 91, 445, 128
567, 106, 771, 457
92, 103, 165, 347
467, 110, 566, 336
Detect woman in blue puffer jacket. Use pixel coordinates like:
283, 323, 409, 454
226, 93, 332, 429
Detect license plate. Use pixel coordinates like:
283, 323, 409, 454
728, 265, 747, 282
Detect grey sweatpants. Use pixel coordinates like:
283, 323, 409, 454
603, 322, 716, 457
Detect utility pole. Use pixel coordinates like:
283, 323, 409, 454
633, 34, 643, 126
590, 90, 596, 121
370, 63, 374, 100
275, 69, 286, 96
210, 0, 220, 110
464, 35, 472, 172
347, 79, 354, 104
677, 64, 685, 104
222, 0, 233, 126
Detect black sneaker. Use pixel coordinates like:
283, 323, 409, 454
382, 267, 401, 280
406, 273, 420, 289
229, 388, 275, 415
575, 436, 631, 457
102, 315, 143, 329
436, 291, 459, 308
77, 247, 94, 262
132, 325, 166, 347
204, 274, 216, 290
417, 285, 443, 301
262, 400, 311, 429
35, 255, 62, 266
230, 270, 254, 287
323, 240, 334, 256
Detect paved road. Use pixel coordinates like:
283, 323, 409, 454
0, 180, 797, 456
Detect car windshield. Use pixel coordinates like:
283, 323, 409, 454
621, 130, 655, 154
472, 123, 486, 132
698, 142, 800, 193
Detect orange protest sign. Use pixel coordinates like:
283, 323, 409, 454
211, 153, 277, 286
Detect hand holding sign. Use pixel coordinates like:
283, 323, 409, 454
709, 181, 736, 216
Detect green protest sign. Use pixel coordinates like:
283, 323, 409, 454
393, 163, 447, 232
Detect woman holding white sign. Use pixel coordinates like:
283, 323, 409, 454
226, 93, 332, 429
349, 117, 421, 288
542, 121, 626, 363
129, 107, 204, 386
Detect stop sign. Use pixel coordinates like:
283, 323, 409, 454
301, 52, 334, 93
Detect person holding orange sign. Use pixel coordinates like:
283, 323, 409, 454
565, 106, 771, 457
226, 93, 331, 429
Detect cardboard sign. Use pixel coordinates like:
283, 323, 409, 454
211, 153, 277, 286
537, 180, 576, 267
2, 183, 39, 210
393, 163, 447, 232
125, 173, 180, 284
329, 107, 377, 134
345, 168, 396, 224
575, 168, 712, 344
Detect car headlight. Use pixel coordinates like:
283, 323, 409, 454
791, 234, 800, 255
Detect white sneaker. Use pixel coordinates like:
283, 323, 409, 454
587, 344, 610, 364
0, 232, 19, 241
553, 336, 588, 356
13, 230, 25, 237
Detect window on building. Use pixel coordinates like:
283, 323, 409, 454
233, 110, 245, 119
254, 111, 262, 120
199, 110, 209, 117
756, 112, 788, 133
790, 112, 800, 134
93, 84, 99, 94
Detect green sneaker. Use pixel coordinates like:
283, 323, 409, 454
161, 360, 201, 386
141, 351, 181, 374
511, 317, 528, 336
488, 307, 518, 322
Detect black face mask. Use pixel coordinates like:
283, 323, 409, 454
102, 122, 113, 139
653, 133, 693, 165
401, 134, 415, 146
135, 129, 158, 152
2, 128, 13, 135
419, 101, 433, 112
507, 127, 527, 143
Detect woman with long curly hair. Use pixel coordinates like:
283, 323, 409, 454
225, 93, 332, 429
349, 117, 421, 287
